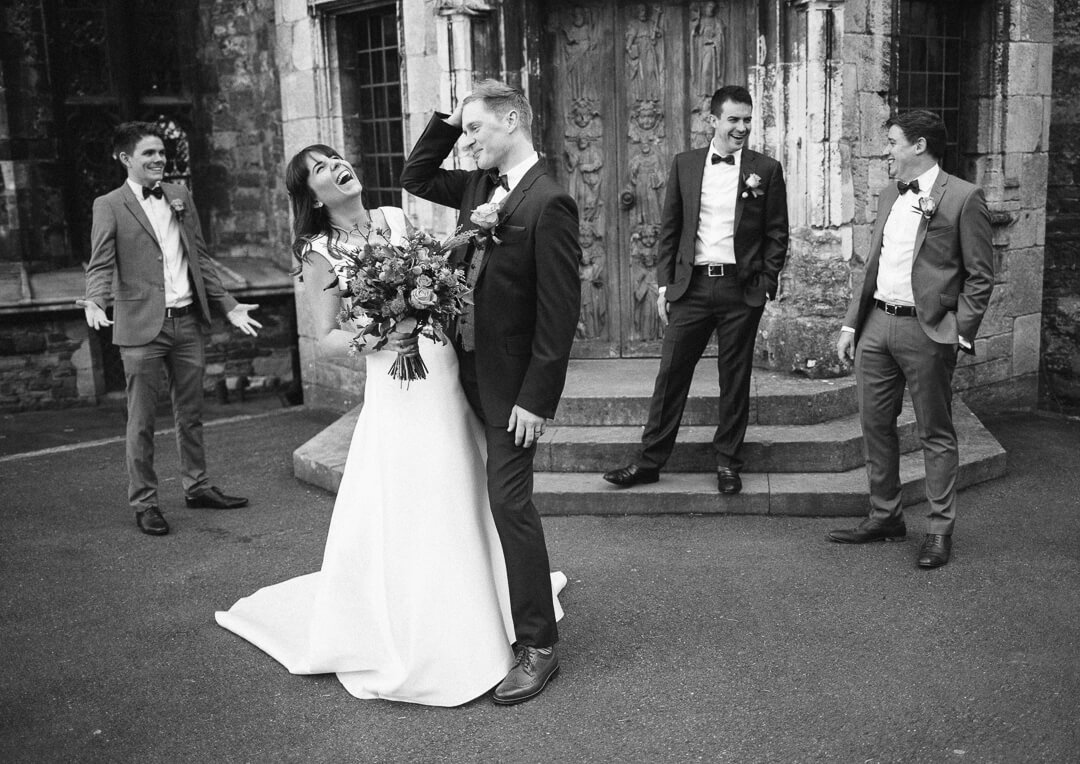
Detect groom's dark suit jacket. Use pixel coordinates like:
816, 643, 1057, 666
400, 115, 581, 427
85, 182, 238, 346
658, 147, 788, 306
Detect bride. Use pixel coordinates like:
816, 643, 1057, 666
215, 145, 564, 707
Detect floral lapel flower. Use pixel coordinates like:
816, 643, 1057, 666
741, 172, 764, 199
470, 200, 504, 246
169, 198, 186, 221
912, 195, 936, 220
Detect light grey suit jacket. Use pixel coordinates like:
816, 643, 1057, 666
844, 170, 994, 352
84, 182, 237, 347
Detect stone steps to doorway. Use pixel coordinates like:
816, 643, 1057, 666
293, 359, 1007, 516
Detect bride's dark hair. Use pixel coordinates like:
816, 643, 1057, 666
285, 144, 369, 277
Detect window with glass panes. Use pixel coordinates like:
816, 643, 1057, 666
894, 0, 967, 174
338, 5, 404, 208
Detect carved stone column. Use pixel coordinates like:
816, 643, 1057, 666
755, 0, 850, 377
434, 0, 496, 113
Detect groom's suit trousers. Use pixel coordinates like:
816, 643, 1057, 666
458, 349, 558, 648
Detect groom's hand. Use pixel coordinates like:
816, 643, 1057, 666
508, 405, 547, 448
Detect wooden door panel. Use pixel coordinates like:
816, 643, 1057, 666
538, 1, 753, 358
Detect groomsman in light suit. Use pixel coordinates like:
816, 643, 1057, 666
82, 122, 261, 536
604, 85, 789, 495
828, 110, 994, 568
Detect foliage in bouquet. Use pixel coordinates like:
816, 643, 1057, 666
329, 227, 474, 382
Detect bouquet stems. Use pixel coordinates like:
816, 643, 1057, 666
388, 344, 428, 386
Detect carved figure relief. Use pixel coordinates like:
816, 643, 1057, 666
691, 2, 725, 94
628, 143, 665, 225
624, 4, 664, 99
566, 135, 605, 227
630, 225, 662, 341
576, 224, 608, 340
561, 7, 597, 99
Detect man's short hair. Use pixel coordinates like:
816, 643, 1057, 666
462, 80, 533, 133
112, 122, 164, 160
886, 110, 947, 160
709, 85, 753, 117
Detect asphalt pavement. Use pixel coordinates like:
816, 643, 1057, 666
1, 402, 1078, 763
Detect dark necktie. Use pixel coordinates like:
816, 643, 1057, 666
711, 154, 735, 165
142, 185, 163, 199
896, 179, 920, 195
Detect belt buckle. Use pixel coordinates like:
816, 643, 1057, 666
884, 302, 898, 316
707, 264, 726, 277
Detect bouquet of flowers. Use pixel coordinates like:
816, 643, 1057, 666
330, 226, 474, 384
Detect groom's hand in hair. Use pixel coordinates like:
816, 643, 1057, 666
508, 405, 547, 449
445, 98, 465, 129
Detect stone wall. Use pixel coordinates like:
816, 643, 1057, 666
1043, 0, 1080, 414
0, 296, 298, 412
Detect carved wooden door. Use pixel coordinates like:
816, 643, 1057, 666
536, 1, 754, 357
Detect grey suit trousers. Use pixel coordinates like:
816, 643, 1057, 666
856, 307, 959, 535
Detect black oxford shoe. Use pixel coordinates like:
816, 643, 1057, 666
717, 467, 742, 495
492, 646, 559, 705
917, 534, 952, 568
827, 517, 907, 544
185, 486, 249, 510
135, 506, 169, 536
602, 463, 660, 487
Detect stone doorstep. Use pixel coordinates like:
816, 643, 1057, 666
535, 402, 918, 474
292, 398, 1006, 517
556, 361, 858, 426
534, 401, 1007, 517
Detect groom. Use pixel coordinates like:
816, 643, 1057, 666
401, 80, 581, 704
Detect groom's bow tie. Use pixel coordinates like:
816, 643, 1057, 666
486, 170, 510, 192
896, 179, 920, 195
711, 153, 735, 165
142, 185, 164, 199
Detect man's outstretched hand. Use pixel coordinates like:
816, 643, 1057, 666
228, 303, 262, 336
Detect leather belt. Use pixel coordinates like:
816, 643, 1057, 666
165, 303, 195, 318
874, 299, 916, 317
693, 264, 737, 278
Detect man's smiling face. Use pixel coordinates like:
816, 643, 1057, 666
461, 100, 514, 172
710, 99, 753, 157
121, 135, 167, 188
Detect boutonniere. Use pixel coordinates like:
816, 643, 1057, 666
741, 173, 764, 199
912, 196, 936, 220
470, 200, 504, 246
169, 198, 186, 221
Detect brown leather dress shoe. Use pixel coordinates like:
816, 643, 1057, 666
135, 506, 169, 536
827, 517, 907, 544
717, 467, 742, 495
602, 463, 660, 487
917, 534, 952, 568
492, 646, 559, 705
185, 486, 248, 510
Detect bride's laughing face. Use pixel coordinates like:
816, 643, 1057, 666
304, 150, 363, 207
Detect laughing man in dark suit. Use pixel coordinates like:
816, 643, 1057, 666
401, 81, 581, 705
604, 85, 789, 495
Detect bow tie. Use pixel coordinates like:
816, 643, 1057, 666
711, 154, 735, 165
142, 185, 164, 199
896, 179, 920, 195
487, 171, 510, 192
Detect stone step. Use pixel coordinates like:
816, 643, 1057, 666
556, 360, 857, 426
534, 401, 1006, 517
294, 398, 1006, 517
535, 403, 919, 473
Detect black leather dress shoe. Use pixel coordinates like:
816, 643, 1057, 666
135, 506, 169, 536
492, 646, 559, 705
827, 517, 907, 544
717, 467, 742, 495
185, 486, 249, 509
917, 534, 952, 568
602, 463, 660, 487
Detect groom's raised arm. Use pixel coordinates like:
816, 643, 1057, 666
400, 113, 474, 210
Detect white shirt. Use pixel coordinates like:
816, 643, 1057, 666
127, 179, 192, 309
490, 151, 540, 205
693, 147, 741, 265
873, 164, 940, 307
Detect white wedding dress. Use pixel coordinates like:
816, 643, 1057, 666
216, 207, 564, 706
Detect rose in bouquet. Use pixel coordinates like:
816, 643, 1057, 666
330, 226, 474, 384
